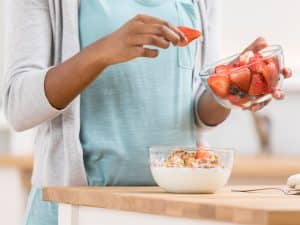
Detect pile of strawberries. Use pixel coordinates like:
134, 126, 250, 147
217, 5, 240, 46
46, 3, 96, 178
207, 51, 280, 107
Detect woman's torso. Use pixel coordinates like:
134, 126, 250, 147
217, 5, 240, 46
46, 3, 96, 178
79, 0, 200, 186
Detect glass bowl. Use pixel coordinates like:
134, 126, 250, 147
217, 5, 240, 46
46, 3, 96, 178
149, 146, 234, 194
199, 45, 284, 109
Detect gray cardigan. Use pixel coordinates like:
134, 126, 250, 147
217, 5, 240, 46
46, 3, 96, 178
3, 0, 221, 187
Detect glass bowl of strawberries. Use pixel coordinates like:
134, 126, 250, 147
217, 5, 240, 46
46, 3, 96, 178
199, 45, 284, 109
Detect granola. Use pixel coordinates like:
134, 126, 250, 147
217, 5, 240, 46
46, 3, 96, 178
152, 147, 222, 169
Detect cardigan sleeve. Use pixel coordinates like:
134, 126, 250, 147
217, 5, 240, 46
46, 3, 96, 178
194, 0, 223, 131
3, 0, 64, 131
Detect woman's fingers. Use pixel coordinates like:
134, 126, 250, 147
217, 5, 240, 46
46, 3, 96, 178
250, 104, 262, 112
130, 34, 170, 49
148, 24, 182, 45
244, 37, 268, 53
244, 90, 284, 112
272, 90, 285, 100
159, 26, 181, 45
134, 47, 159, 58
134, 14, 186, 44
167, 25, 187, 43
282, 67, 292, 78
136, 25, 181, 46
243, 99, 271, 112
249, 99, 271, 112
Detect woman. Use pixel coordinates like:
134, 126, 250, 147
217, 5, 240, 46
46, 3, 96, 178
4, 0, 291, 224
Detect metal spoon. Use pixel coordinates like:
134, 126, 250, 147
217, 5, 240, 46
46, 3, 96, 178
231, 187, 300, 195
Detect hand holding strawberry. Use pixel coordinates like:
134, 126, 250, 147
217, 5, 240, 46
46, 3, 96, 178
207, 37, 292, 112
177, 26, 201, 47
242, 37, 292, 112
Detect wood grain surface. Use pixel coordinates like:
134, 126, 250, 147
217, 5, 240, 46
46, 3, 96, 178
0, 154, 33, 170
43, 186, 300, 225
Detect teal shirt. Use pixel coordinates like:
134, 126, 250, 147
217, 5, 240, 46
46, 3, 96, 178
79, 0, 200, 186
23, 0, 200, 224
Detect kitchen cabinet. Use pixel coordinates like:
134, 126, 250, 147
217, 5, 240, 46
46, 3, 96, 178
43, 186, 300, 225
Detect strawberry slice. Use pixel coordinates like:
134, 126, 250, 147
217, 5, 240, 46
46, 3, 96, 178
229, 68, 251, 92
228, 94, 249, 107
195, 146, 209, 160
249, 59, 266, 74
265, 56, 280, 73
208, 74, 230, 98
177, 26, 201, 47
239, 50, 255, 65
262, 61, 280, 90
215, 65, 232, 75
254, 52, 263, 59
248, 73, 269, 96
249, 53, 263, 64
248, 52, 266, 73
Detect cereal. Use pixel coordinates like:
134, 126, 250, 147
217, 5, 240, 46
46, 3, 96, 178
152, 147, 222, 169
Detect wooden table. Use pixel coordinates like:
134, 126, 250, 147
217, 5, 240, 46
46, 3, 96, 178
43, 186, 300, 225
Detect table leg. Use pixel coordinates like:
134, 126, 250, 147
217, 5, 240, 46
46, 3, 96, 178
58, 204, 79, 225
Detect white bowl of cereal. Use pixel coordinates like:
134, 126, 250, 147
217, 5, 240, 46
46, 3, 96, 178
149, 146, 234, 194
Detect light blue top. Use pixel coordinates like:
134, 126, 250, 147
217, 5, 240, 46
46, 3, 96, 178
23, 0, 200, 224
79, 0, 200, 186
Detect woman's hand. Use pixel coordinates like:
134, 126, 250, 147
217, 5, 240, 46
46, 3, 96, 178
97, 14, 187, 66
242, 37, 292, 112
196, 37, 293, 126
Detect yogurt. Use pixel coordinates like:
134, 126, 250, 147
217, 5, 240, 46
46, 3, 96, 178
150, 166, 231, 193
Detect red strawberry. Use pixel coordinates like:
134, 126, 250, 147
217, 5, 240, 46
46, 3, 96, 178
239, 51, 255, 65
208, 74, 230, 98
195, 149, 209, 160
249, 59, 266, 74
253, 52, 263, 59
228, 94, 249, 107
215, 65, 233, 76
195, 151, 209, 160
232, 62, 241, 68
265, 56, 280, 73
248, 73, 269, 96
262, 61, 280, 90
249, 54, 263, 64
177, 26, 202, 47
229, 68, 251, 92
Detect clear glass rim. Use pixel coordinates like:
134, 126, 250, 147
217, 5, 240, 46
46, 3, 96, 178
149, 146, 235, 153
199, 44, 283, 77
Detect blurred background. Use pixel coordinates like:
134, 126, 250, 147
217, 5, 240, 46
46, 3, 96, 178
0, 0, 299, 225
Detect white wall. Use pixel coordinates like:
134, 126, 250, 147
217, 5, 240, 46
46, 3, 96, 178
220, 0, 300, 68
0, 0, 4, 80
